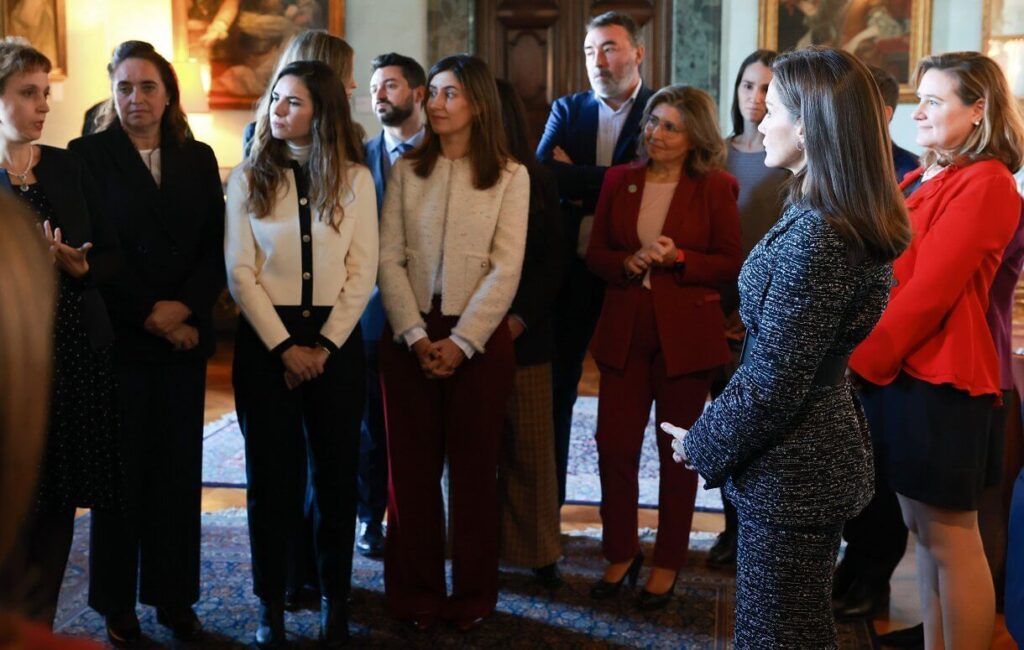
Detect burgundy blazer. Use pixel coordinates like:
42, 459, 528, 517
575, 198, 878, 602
586, 161, 741, 377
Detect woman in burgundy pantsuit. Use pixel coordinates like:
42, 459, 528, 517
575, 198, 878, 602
376, 54, 529, 631
586, 85, 741, 609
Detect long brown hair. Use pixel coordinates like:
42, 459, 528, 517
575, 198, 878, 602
915, 52, 1024, 172
407, 55, 509, 190
638, 85, 727, 177
246, 60, 363, 230
0, 194, 54, 636
93, 41, 191, 144
249, 30, 358, 154
771, 47, 910, 263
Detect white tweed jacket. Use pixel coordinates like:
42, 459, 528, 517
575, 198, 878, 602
378, 156, 530, 353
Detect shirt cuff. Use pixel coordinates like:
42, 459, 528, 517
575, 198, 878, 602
450, 333, 476, 359
402, 327, 428, 349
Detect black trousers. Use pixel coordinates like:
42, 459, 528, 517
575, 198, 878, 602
838, 385, 909, 592
89, 358, 206, 614
234, 320, 364, 601
0, 507, 76, 625
357, 336, 387, 524
551, 257, 604, 505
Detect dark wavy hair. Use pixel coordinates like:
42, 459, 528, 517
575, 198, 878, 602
246, 60, 364, 231
730, 49, 778, 137
772, 47, 910, 263
407, 54, 509, 190
93, 40, 191, 144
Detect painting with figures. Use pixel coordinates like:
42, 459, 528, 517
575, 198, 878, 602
0, 0, 66, 78
173, 0, 344, 110
759, 0, 930, 100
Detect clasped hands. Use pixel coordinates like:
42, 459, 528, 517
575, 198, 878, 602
281, 345, 330, 390
623, 236, 679, 278
144, 300, 199, 352
412, 337, 465, 380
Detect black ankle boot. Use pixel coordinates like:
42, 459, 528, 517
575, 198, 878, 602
319, 597, 349, 647
255, 600, 286, 648
105, 608, 141, 647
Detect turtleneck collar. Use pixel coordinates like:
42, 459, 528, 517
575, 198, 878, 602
286, 140, 312, 165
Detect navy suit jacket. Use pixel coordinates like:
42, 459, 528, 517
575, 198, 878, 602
892, 142, 919, 185
536, 84, 654, 221
360, 131, 389, 342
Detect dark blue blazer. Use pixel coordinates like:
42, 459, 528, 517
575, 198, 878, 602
535, 84, 654, 216
359, 131, 389, 342
892, 142, 919, 184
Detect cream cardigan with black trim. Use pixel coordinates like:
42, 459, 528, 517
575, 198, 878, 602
378, 156, 529, 354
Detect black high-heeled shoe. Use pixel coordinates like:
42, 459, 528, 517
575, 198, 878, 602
637, 571, 679, 611
590, 552, 644, 599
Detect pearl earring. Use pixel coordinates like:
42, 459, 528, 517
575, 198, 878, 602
973, 120, 981, 126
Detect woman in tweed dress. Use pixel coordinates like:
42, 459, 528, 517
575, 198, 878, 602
665, 47, 911, 647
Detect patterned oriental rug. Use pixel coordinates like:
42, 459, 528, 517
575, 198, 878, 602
53, 510, 875, 648
201, 396, 726, 511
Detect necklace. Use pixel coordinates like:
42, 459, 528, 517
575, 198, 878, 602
5, 146, 33, 192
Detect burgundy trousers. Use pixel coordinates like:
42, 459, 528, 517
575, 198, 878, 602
596, 290, 712, 570
379, 306, 514, 621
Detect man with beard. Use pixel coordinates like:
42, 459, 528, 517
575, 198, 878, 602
536, 12, 653, 507
357, 52, 426, 558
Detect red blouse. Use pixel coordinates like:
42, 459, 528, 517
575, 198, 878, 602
850, 159, 1022, 397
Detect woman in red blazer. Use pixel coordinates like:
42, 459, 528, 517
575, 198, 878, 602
849, 52, 1024, 648
586, 85, 741, 609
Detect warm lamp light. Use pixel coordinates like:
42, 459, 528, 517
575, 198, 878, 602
176, 59, 209, 115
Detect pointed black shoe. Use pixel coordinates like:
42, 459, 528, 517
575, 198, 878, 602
637, 572, 679, 611
832, 578, 890, 620
156, 605, 202, 641
532, 562, 562, 590
590, 552, 644, 599
319, 597, 350, 647
105, 608, 141, 647
255, 600, 286, 648
706, 529, 737, 568
355, 520, 385, 558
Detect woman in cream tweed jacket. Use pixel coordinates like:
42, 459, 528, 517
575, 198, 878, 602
376, 54, 529, 630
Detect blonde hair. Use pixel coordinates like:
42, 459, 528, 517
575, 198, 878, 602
248, 30, 356, 156
915, 52, 1024, 172
0, 37, 51, 94
0, 193, 54, 640
639, 85, 727, 177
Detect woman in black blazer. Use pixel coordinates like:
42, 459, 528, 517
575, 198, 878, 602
0, 41, 122, 629
67, 41, 225, 645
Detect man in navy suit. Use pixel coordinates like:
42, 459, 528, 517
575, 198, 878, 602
358, 52, 426, 558
536, 11, 654, 505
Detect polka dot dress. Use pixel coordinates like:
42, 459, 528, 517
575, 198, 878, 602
20, 183, 122, 513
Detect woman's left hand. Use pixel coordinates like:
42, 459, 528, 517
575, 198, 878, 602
661, 422, 694, 470
430, 338, 466, 378
43, 220, 92, 278
647, 236, 678, 268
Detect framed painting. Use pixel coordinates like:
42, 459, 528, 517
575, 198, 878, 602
983, 0, 1024, 99
172, 0, 346, 110
0, 0, 67, 79
758, 0, 931, 101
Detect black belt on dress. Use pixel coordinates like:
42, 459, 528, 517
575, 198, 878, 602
740, 330, 849, 386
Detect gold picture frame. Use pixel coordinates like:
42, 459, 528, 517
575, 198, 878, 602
172, 0, 346, 110
758, 0, 932, 102
0, 0, 67, 80
982, 0, 1024, 99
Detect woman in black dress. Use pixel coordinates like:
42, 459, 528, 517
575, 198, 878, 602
68, 41, 225, 645
0, 41, 121, 627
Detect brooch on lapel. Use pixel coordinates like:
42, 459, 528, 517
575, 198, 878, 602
628, 184, 637, 194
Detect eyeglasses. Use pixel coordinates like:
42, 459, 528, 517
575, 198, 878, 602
643, 115, 686, 136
